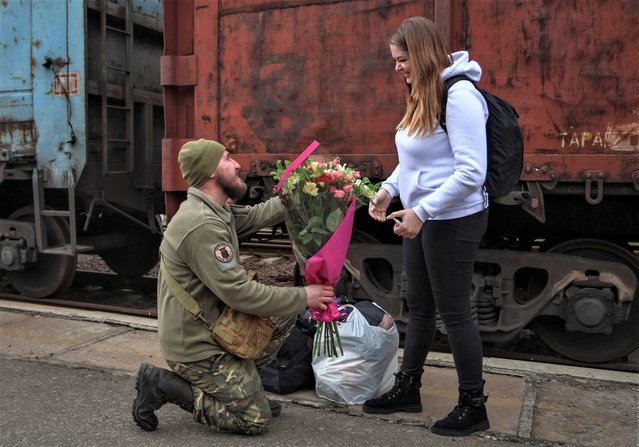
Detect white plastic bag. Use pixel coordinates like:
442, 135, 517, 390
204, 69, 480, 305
312, 304, 399, 405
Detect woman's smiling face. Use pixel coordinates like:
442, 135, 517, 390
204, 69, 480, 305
390, 44, 411, 85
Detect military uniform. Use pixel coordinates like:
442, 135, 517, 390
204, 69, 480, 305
158, 187, 306, 434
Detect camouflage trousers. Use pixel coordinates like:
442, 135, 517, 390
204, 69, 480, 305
166, 314, 296, 435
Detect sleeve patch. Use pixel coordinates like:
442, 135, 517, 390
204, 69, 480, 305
211, 242, 237, 272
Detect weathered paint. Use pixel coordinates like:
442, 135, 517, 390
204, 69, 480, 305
163, 0, 418, 198
465, 0, 639, 184
1, 0, 164, 193
0, 0, 37, 162
0, 0, 87, 187
162, 0, 639, 194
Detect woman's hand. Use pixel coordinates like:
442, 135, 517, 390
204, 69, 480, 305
368, 189, 392, 222
387, 209, 423, 239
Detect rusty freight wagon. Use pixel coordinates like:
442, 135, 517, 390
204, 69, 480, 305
161, 0, 638, 363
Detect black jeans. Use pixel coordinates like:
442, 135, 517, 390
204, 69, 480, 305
400, 209, 488, 392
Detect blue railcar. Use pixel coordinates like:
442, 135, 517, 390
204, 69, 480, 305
0, 0, 164, 297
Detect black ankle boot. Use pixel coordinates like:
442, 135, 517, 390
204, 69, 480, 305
132, 363, 194, 431
431, 383, 490, 436
362, 371, 422, 414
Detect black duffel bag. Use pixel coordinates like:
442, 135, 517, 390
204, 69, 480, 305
259, 318, 315, 394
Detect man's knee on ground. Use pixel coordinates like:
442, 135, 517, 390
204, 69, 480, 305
197, 390, 272, 435
241, 419, 270, 435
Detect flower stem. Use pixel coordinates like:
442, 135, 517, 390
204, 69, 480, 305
333, 320, 344, 356
314, 323, 323, 357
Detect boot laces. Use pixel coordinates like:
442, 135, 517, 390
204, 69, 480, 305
448, 404, 470, 420
383, 373, 413, 401
384, 384, 404, 400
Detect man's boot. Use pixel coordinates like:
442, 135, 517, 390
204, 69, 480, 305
158, 374, 195, 413
268, 400, 282, 417
132, 363, 194, 431
431, 381, 489, 436
362, 371, 422, 414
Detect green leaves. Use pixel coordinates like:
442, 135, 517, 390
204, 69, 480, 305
298, 215, 333, 253
326, 208, 343, 232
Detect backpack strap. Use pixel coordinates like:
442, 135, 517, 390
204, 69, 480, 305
159, 254, 213, 327
440, 74, 473, 133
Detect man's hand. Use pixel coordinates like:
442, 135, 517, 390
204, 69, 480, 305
304, 284, 335, 310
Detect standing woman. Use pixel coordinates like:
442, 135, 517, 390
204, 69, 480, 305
363, 16, 490, 437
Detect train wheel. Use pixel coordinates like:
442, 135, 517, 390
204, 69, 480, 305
6, 207, 76, 298
530, 239, 639, 363
99, 225, 161, 278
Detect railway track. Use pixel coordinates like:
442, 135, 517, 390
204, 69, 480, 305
0, 291, 157, 319
240, 239, 294, 258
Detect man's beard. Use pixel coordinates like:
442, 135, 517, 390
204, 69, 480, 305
219, 171, 248, 201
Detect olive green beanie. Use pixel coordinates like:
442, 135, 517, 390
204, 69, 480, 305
178, 139, 226, 188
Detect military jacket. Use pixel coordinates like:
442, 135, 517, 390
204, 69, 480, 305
157, 188, 306, 362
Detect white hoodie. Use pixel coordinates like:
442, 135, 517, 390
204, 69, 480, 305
382, 51, 489, 221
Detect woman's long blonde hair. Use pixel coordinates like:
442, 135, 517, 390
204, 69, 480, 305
391, 17, 452, 136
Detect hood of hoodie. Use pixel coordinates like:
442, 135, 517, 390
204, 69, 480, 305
442, 51, 482, 82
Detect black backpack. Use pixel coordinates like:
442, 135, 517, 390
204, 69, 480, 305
259, 318, 316, 394
440, 75, 524, 199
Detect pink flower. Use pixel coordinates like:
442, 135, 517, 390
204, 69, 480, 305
333, 189, 346, 198
343, 184, 353, 193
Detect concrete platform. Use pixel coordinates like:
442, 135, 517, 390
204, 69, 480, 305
1, 300, 637, 447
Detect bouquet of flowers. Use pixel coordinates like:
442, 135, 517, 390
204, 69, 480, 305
272, 141, 379, 357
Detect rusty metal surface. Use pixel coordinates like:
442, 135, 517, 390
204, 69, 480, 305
162, 0, 421, 181
465, 0, 639, 184
162, 0, 638, 188
0, 122, 36, 163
